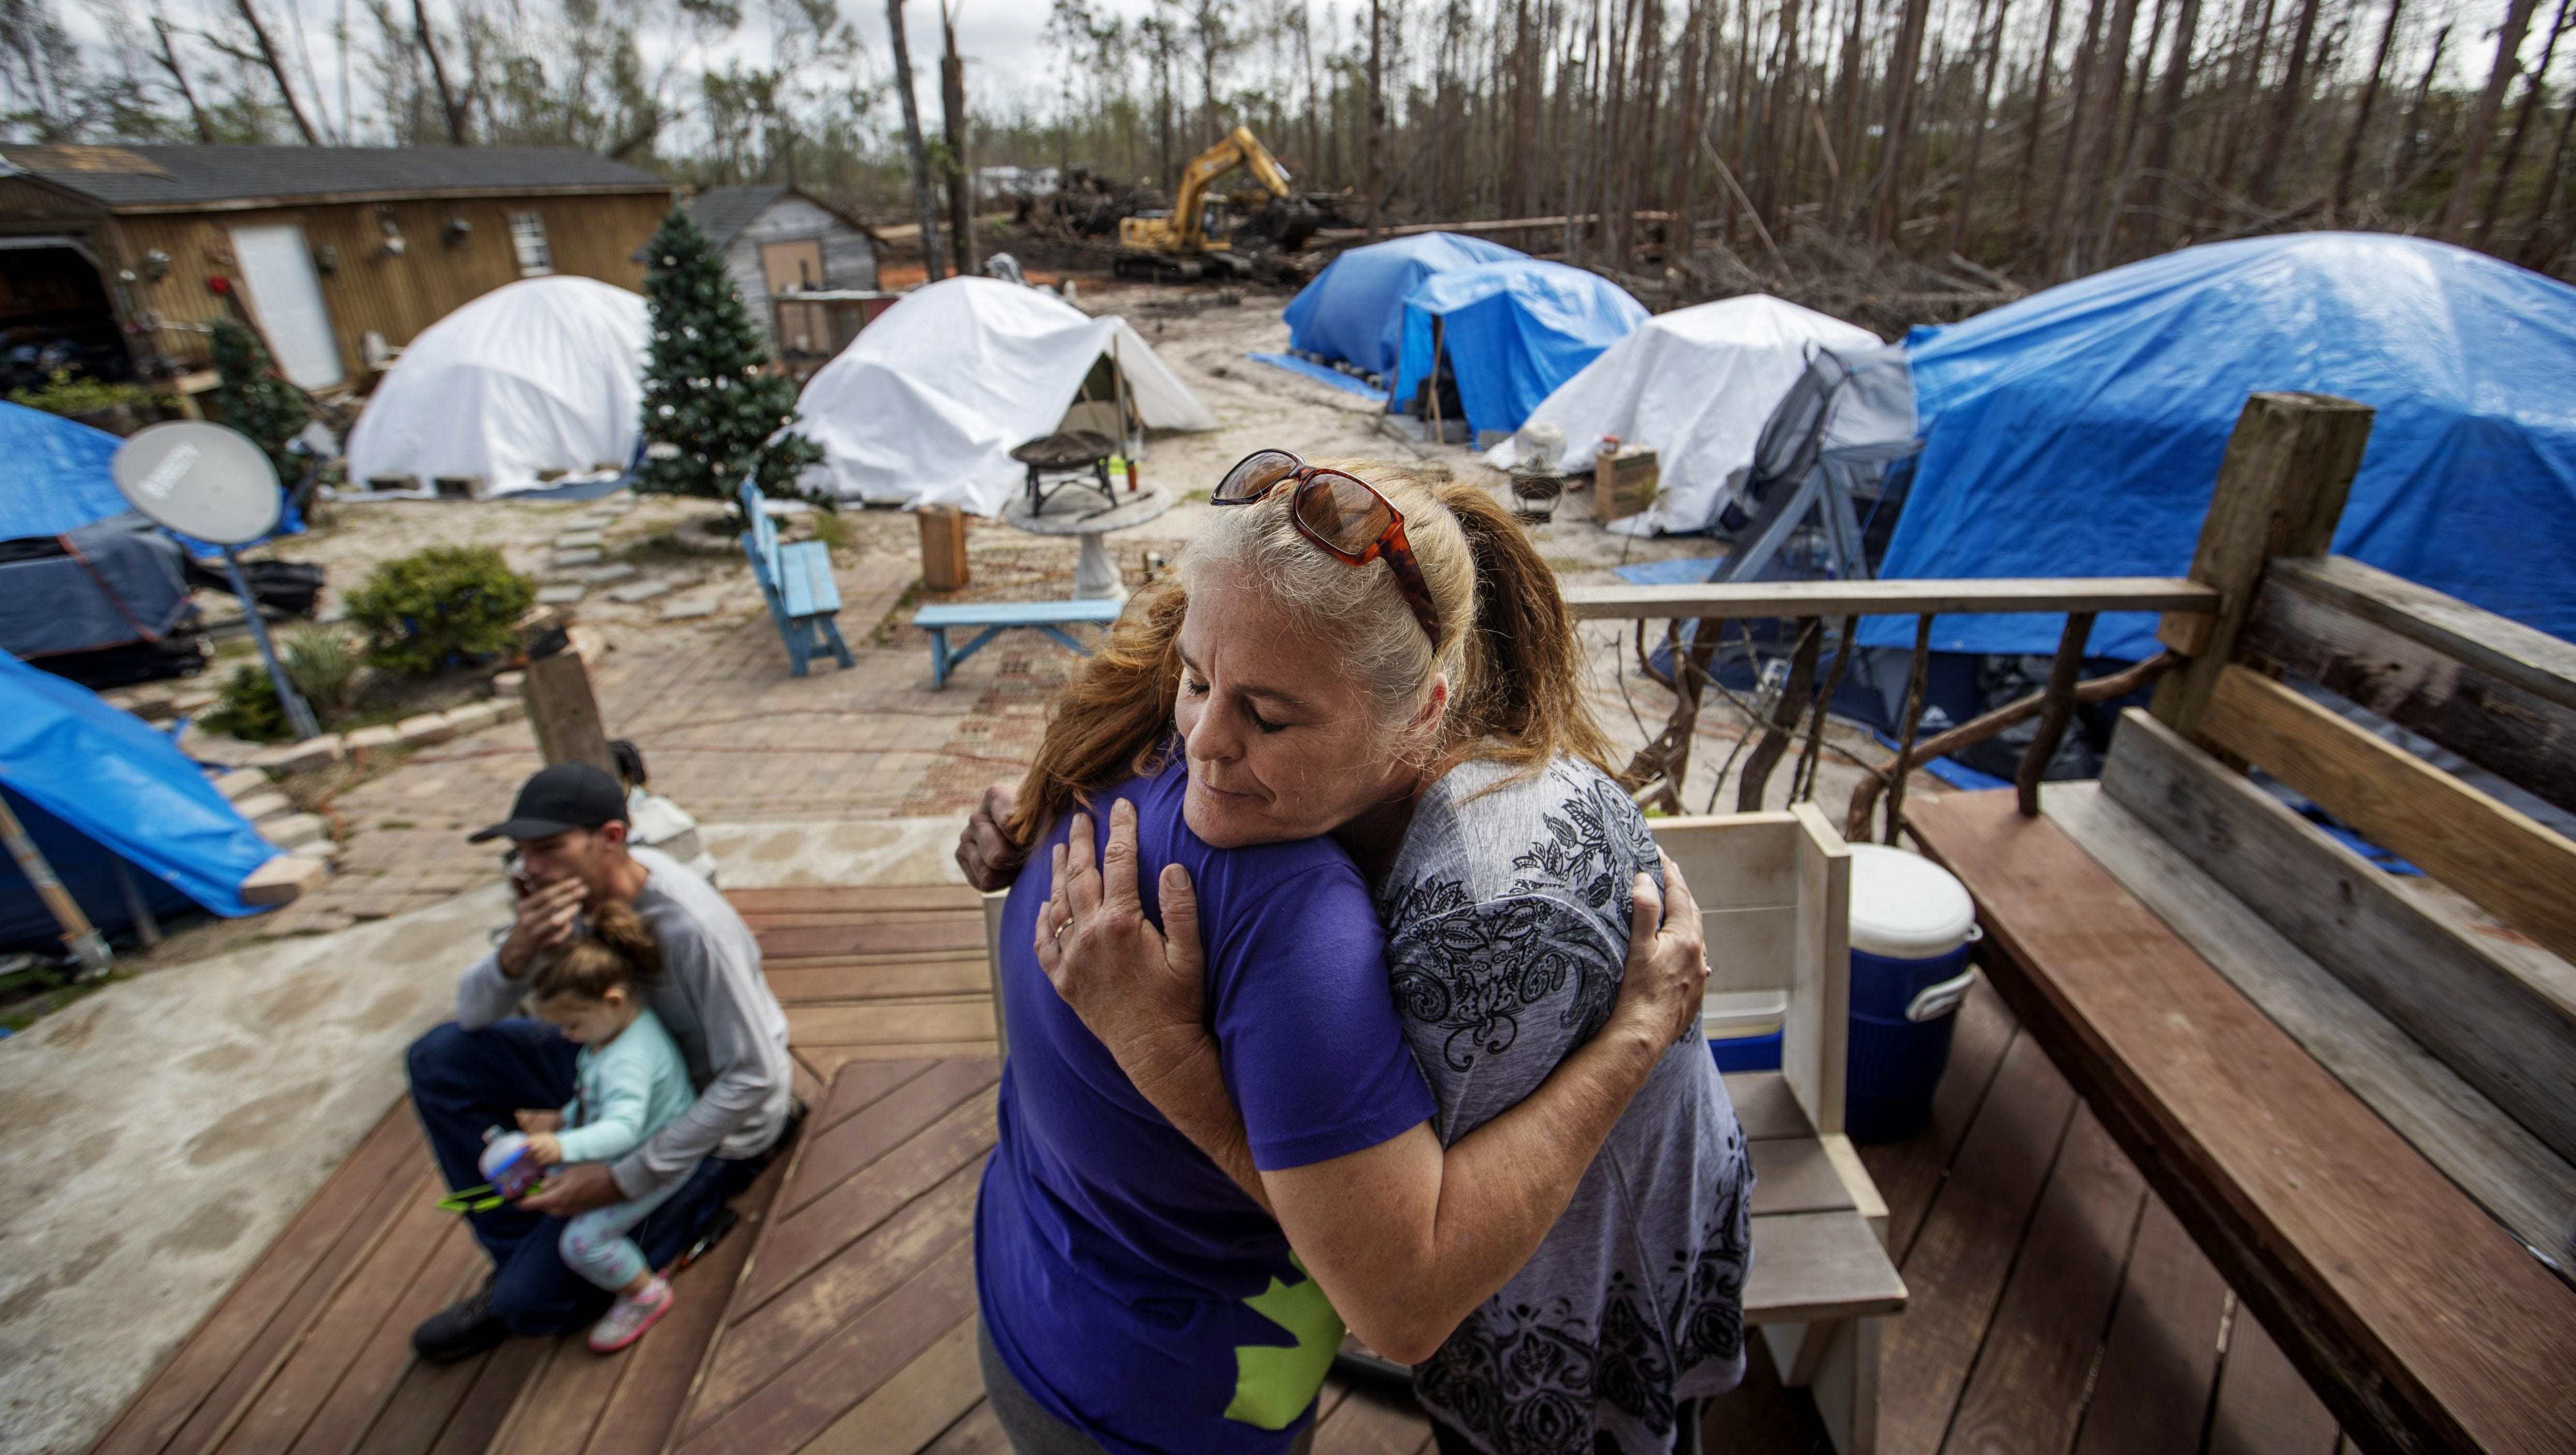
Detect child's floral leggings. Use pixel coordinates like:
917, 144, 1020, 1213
558, 1177, 684, 1290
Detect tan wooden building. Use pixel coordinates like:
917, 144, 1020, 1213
0, 144, 675, 395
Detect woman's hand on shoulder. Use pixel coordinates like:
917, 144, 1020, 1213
1035, 798, 1216, 1095
954, 781, 1028, 892
1612, 850, 1709, 1048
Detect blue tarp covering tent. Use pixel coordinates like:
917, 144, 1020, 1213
1280, 232, 1526, 383
1391, 260, 1651, 437
1862, 234, 2576, 660
0, 400, 305, 558
0, 650, 276, 948
0, 402, 129, 539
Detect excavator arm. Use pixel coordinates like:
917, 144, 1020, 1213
1168, 126, 1296, 250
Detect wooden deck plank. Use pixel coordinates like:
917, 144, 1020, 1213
1913, 788, 2576, 1455
1937, 1107, 2148, 1455
164, 1137, 443, 1455
812, 1060, 937, 1134
475, 1341, 606, 1455
777, 1059, 1000, 1219
216, 1169, 456, 1455
92, 1108, 428, 1455
2207, 1308, 2341, 1455
725, 886, 983, 916
1721, 1071, 1813, 1141
794, 1041, 1001, 1074
352, 1343, 493, 1455
918, 1401, 1009, 1455
685, 1157, 985, 1428
1856, 977, 2019, 1263
766, 960, 993, 1003
275, 1213, 486, 1455
737, 1090, 998, 1314
678, 1239, 978, 1455
578, 1154, 788, 1455
755, 920, 988, 961
801, 1313, 986, 1454
2070, 1195, 2233, 1455
419, 1341, 547, 1455
785, 1000, 996, 1049
1874, 1029, 2080, 1455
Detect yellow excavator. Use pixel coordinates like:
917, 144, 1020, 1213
1116, 126, 1320, 280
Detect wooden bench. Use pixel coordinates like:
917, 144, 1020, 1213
739, 479, 854, 678
1904, 393, 2576, 1455
914, 599, 1122, 689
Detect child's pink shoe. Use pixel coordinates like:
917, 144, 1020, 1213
587, 1276, 673, 1353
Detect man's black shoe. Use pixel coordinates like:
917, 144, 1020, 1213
412, 1279, 506, 1364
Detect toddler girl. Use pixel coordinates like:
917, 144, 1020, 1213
513, 902, 697, 1352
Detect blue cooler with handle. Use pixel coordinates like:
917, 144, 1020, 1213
1844, 843, 1979, 1142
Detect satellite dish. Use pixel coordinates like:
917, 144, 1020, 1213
111, 422, 282, 546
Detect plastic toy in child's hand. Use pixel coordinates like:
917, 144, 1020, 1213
436, 1127, 556, 1214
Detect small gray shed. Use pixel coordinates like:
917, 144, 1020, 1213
683, 185, 879, 346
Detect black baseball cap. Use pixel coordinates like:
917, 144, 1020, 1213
469, 763, 631, 843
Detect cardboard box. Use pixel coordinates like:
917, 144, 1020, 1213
1596, 446, 1660, 522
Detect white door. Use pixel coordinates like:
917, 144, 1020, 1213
229, 223, 346, 389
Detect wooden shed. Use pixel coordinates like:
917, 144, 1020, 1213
0, 144, 675, 395
682, 184, 880, 350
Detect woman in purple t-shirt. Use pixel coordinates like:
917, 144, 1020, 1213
964, 458, 1748, 1455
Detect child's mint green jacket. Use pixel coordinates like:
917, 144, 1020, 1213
554, 1008, 695, 1165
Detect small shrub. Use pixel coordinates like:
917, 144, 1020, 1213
9, 369, 153, 417
344, 546, 537, 675
201, 663, 293, 743
282, 627, 363, 716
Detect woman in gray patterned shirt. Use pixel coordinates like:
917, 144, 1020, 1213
967, 455, 1753, 1454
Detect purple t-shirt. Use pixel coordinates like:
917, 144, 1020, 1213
976, 756, 1435, 1455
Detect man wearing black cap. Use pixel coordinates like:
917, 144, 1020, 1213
404, 763, 793, 1361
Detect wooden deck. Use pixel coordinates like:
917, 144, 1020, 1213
94, 884, 2362, 1455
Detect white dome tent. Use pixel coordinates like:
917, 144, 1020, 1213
795, 276, 1218, 514
346, 277, 649, 498
1487, 294, 1880, 534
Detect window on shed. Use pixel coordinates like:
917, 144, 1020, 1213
509, 213, 553, 276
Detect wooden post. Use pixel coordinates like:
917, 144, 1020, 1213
1882, 616, 1935, 844
0, 794, 111, 976
521, 650, 617, 778
2017, 610, 2096, 816
2150, 392, 2374, 739
918, 504, 970, 590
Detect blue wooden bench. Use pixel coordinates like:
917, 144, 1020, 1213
739, 478, 853, 677
914, 598, 1124, 688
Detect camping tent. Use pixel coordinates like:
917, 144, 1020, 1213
1485, 294, 1880, 531
0, 650, 278, 948
0, 403, 198, 675
1279, 232, 1527, 384
1388, 260, 1648, 438
0, 401, 128, 538
795, 277, 1218, 514
344, 276, 649, 498
1864, 233, 2576, 661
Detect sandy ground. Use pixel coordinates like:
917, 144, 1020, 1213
6, 278, 1917, 1452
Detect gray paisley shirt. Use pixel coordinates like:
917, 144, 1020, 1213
1380, 755, 1754, 1455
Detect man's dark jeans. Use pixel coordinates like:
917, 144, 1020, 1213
407, 1019, 768, 1336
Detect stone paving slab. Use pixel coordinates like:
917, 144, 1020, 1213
582, 561, 639, 584
538, 583, 588, 605
551, 546, 603, 568
609, 578, 674, 603
659, 593, 721, 620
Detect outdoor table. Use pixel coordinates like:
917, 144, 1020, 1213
1001, 485, 1172, 603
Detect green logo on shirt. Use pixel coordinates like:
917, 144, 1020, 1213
1223, 1256, 1345, 1430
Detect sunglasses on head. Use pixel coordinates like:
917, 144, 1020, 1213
1209, 450, 1442, 644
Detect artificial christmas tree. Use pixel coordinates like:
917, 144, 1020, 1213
636, 209, 822, 525
208, 318, 312, 485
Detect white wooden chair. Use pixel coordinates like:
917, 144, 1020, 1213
1652, 805, 1903, 1455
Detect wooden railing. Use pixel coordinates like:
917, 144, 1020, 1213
1571, 577, 2221, 841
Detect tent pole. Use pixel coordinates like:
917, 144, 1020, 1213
111, 859, 162, 948
1428, 318, 1445, 443
0, 793, 112, 978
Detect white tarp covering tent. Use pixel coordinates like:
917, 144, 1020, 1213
1486, 293, 1880, 534
795, 276, 1219, 514
345, 277, 649, 498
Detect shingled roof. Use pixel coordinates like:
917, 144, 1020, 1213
0, 144, 671, 211
683, 184, 792, 251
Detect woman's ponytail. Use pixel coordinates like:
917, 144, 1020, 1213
1435, 482, 1615, 780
